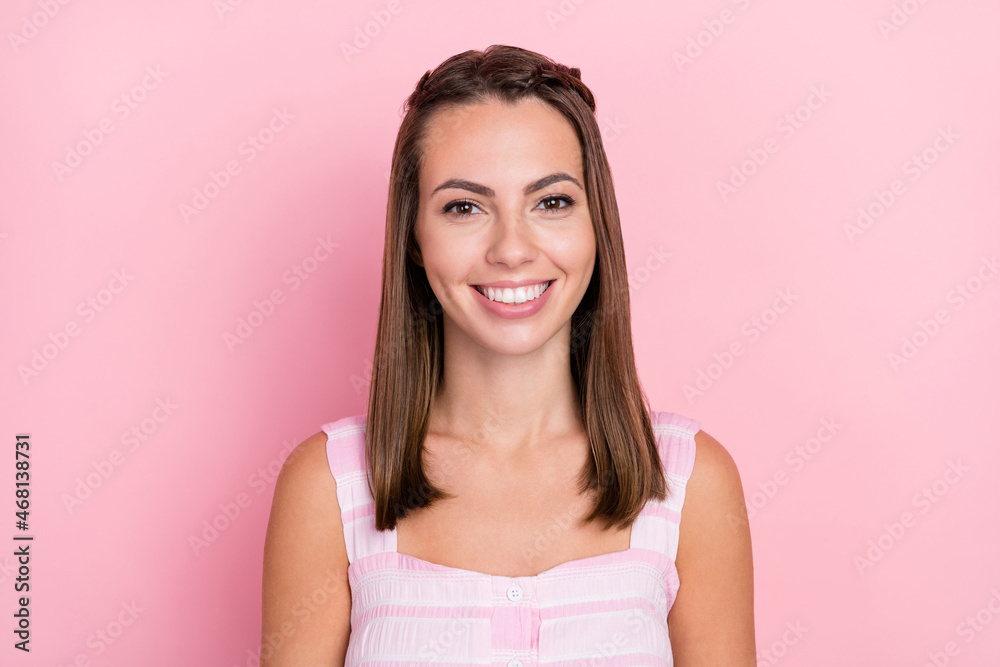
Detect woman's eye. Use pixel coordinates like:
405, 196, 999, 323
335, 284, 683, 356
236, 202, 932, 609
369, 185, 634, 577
443, 195, 575, 219
538, 195, 575, 212
443, 200, 482, 218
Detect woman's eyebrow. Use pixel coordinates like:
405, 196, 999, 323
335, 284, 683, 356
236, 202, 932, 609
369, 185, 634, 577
431, 172, 582, 198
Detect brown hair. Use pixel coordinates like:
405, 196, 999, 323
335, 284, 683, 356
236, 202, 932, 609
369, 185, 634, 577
365, 44, 666, 532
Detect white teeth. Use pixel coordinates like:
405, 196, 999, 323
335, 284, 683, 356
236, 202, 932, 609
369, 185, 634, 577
477, 281, 551, 304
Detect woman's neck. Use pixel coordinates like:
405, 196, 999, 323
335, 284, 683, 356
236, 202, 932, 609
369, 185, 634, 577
430, 328, 584, 461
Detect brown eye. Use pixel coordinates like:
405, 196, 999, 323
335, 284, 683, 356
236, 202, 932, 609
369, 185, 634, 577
443, 200, 482, 219
538, 195, 575, 212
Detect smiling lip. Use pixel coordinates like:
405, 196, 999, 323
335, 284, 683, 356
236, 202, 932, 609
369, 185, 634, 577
470, 280, 554, 319
471, 279, 555, 288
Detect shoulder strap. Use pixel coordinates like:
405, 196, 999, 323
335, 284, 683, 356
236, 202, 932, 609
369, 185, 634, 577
321, 415, 397, 564
630, 410, 701, 561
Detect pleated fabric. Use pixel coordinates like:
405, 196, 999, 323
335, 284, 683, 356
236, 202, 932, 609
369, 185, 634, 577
321, 410, 700, 666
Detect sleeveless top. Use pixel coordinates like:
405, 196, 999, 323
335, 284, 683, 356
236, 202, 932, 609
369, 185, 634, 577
322, 409, 700, 666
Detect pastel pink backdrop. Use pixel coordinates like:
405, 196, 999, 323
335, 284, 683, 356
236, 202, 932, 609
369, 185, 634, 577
2, 1, 998, 665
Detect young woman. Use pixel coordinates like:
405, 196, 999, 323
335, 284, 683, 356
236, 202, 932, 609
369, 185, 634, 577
261, 45, 755, 666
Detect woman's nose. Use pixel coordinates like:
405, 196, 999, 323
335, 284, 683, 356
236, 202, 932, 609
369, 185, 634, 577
486, 210, 536, 265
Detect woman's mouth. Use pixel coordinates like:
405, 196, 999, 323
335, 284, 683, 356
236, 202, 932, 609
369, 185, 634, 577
473, 281, 552, 304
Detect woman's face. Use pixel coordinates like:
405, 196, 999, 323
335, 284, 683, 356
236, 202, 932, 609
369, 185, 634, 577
413, 97, 597, 356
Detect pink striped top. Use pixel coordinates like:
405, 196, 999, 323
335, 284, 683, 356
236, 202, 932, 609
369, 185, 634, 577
322, 409, 700, 666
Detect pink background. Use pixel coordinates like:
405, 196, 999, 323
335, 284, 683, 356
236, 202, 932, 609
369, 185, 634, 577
2, 1, 999, 665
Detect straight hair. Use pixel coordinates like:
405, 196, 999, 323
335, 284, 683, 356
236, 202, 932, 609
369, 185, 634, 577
365, 44, 666, 532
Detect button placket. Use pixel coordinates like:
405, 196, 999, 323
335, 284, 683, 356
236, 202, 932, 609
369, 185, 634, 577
490, 577, 536, 664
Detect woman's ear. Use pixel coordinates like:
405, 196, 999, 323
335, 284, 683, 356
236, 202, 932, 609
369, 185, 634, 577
407, 240, 423, 268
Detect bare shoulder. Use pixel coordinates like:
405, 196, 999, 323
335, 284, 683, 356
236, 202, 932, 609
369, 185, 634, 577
667, 428, 756, 667
261, 429, 351, 665
688, 429, 747, 509
272, 430, 341, 506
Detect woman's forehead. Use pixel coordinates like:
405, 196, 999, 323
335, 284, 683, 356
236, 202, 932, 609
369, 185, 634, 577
419, 100, 584, 185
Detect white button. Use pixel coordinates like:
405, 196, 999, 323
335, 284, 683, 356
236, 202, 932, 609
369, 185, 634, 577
506, 584, 523, 602
507, 659, 523, 667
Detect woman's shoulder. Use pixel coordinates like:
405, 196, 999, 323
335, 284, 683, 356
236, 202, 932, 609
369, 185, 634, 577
263, 424, 353, 662
665, 418, 755, 663
648, 409, 744, 497
273, 429, 340, 501
662, 413, 748, 530
272, 413, 366, 496
690, 429, 746, 501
